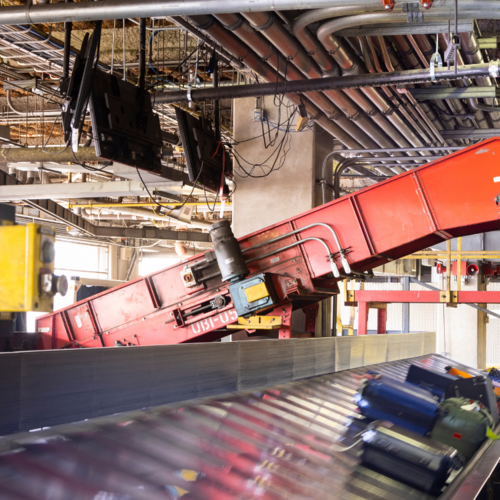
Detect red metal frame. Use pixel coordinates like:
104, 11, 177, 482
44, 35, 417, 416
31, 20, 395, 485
36, 138, 500, 349
349, 290, 500, 335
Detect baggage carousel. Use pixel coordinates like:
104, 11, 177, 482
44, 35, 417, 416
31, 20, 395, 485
0, 333, 497, 499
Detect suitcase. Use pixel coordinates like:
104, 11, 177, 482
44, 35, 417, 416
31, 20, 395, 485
361, 423, 463, 495
355, 373, 438, 435
444, 376, 500, 424
430, 397, 495, 460
406, 364, 458, 400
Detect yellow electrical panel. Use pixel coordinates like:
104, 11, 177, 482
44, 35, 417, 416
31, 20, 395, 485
0, 223, 57, 312
244, 282, 270, 303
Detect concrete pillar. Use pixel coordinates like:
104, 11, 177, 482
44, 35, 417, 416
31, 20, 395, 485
233, 96, 334, 336
108, 245, 139, 281
232, 96, 333, 237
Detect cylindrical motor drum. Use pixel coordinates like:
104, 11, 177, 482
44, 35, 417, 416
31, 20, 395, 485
209, 220, 249, 283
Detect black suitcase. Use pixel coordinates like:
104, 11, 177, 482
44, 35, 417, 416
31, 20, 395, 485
361, 423, 463, 495
406, 364, 458, 400
443, 376, 500, 424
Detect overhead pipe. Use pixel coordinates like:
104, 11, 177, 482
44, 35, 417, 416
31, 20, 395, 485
369, 35, 451, 147
105, 205, 212, 230
390, 35, 462, 137
0, 0, 434, 26
293, 9, 439, 153
438, 34, 489, 128
289, 9, 422, 158
84, 209, 148, 221
155, 63, 498, 102
210, 12, 381, 152
317, 23, 445, 148
184, 15, 366, 150
332, 155, 436, 198
308, 6, 500, 138
411, 34, 475, 130
460, 32, 500, 122
239, 11, 402, 154
374, 36, 449, 147
194, 14, 388, 153
169, 16, 244, 69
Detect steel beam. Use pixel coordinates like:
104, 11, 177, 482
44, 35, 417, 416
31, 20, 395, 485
0, 146, 99, 163
441, 129, 500, 139
338, 20, 473, 37
409, 277, 500, 320
410, 87, 498, 101
348, 290, 500, 303
0, 170, 211, 242
0, 179, 183, 201
478, 37, 498, 50
402, 276, 410, 333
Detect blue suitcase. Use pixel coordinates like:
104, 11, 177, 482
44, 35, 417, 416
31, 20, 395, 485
355, 373, 439, 435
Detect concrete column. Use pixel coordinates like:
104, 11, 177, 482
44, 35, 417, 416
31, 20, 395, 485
108, 245, 139, 281
232, 96, 333, 237
233, 97, 333, 337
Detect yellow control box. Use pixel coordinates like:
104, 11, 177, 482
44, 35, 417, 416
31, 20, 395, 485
0, 223, 56, 312
244, 282, 269, 303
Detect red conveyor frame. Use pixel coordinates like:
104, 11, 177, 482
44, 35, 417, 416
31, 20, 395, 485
36, 138, 500, 348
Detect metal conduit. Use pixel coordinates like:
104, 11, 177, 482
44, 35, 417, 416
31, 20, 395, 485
330, 32, 445, 148
0, 0, 444, 26
439, 33, 495, 128
411, 34, 476, 133
169, 16, 244, 69
370, 35, 453, 148
293, 9, 439, 154
184, 15, 366, 150
5, 89, 61, 117
209, 13, 390, 156
460, 32, 500, 122
239, 11, 403, 156
362, 35, 445, 150
155, 63, 497, 103
310, 8, 500, 142
390, 34, 463, 141
374, 36, 450, 147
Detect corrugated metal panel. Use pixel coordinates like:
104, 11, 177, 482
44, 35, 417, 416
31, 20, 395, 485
0, 352, 475, 500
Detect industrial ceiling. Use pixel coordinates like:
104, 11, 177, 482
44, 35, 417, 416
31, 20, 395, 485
0, 0, 499, 251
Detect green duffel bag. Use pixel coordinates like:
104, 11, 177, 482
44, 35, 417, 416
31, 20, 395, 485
430, 397, 496, 461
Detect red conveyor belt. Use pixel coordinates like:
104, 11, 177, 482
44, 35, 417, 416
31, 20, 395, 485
36, 138, 500, 348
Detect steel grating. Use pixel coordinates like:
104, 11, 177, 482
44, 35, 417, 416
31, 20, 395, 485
0, 353, 483, 500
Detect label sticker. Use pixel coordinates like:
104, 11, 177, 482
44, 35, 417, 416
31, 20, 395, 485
75, 315, 83, 328
494, 177, 500, 183
270, 257, 280, 264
